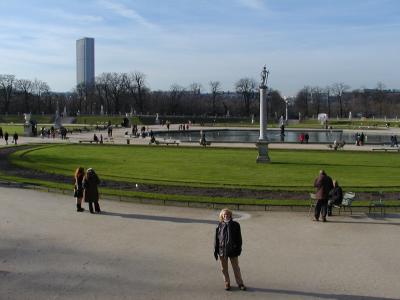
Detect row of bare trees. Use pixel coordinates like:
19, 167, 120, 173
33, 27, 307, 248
0, 74, 52, 114
2, 72, 399, 120
293, 82, 400, 119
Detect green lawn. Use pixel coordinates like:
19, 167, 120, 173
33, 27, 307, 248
0, 114, 53, 123
0, 124, 25, 135
0, 124, 99, 135
9, 144, 400, 191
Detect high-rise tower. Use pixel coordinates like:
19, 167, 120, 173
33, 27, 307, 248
76, 37, 95, 87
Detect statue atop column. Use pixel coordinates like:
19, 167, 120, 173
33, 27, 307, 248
257, 64, 271, 163
260, 65, 269, 88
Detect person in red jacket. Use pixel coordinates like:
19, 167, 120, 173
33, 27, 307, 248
313, 170, 334, 222
299, 133, 305, 143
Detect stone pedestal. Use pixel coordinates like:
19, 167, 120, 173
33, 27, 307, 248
256, 139, 270, 163
24, 124, 33, 137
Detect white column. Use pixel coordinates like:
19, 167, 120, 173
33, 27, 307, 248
259, 86, 267, 140
285, 101, 288, 122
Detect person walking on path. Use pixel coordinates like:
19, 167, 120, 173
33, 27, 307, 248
313, 170, 334, 222
83, 168, 101, 214
4, 132, 9, 145
74, 167, 85, 212
12, 132, 18, 145
214, 208, 246, 291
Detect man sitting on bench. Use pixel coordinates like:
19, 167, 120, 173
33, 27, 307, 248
327, 180, 343, 216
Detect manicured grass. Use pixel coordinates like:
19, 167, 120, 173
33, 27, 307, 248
9, 144, 400, 191
0, 124, 99, 136
0, 124, 24, 135
75, 115, 141, 125
0, 115, 53, 123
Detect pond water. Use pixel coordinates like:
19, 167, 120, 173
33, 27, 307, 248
155, 129, 392, 145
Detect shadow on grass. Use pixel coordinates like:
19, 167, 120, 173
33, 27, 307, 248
100, 211, 216, 225
271, 161, 396, 169
246, 287, 398, 299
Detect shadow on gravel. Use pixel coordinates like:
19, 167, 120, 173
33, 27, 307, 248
324, 220, 400, 226
247, 287, 398, 300
100, 211, 217, 225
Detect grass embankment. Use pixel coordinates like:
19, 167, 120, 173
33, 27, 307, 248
0, 115, 53, 123
0, 125, 24, 135
0, 124, 100, 135
3, 144, 400, 206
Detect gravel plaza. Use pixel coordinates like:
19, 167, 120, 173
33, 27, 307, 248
1, 186, 399, 300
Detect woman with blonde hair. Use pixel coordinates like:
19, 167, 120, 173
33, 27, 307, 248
214, 208, 246, 291
73, 167, 85, 212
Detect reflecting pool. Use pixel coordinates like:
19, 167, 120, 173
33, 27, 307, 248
155, 129, 391, 145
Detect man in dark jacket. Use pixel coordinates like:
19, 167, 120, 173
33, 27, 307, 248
314, 170, 334, 222
214, 208, 246, 291
327, 180, 343, 216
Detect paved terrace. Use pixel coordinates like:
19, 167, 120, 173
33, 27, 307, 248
0, 186, 399, 299
2, 124, 400, 151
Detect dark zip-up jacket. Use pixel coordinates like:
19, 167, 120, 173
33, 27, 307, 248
214, 220, 242, 258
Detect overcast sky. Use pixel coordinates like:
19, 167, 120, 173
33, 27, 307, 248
0, 0, 399, 96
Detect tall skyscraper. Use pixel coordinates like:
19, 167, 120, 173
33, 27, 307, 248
76, 37, 95, 87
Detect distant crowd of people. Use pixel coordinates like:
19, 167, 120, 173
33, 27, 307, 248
0, 127, 18, 145
299, 132, 309, 144
355, 132, 365, 146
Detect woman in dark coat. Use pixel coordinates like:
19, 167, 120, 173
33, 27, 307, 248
214, 208, 246, 291
83, 168, 101, 214
74, 167, 85, 212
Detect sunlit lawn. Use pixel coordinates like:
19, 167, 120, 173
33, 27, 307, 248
9, 144, 400, 191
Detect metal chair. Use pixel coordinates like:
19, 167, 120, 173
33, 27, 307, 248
369, 192, 385, 215
308, 193, 317, 216
336, 192, 356, 215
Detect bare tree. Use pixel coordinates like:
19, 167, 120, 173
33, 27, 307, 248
33, 79, 50, 114
97, 73, 126, 114
189, 82, 202, 95
235, 78, 257, 116
331, 82, 350, 118
294, 86, 311, 119
324, 86, 331, 117
75, 83, 87, 114
310, 87, 325, 116
209, 81, 220, 115
0, 74, 16, 114
168, 84, 185, 114
126, 72, 148, 114
16, 79, 33, 113
96, 74, 113, 114
375, 82, 386, 117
